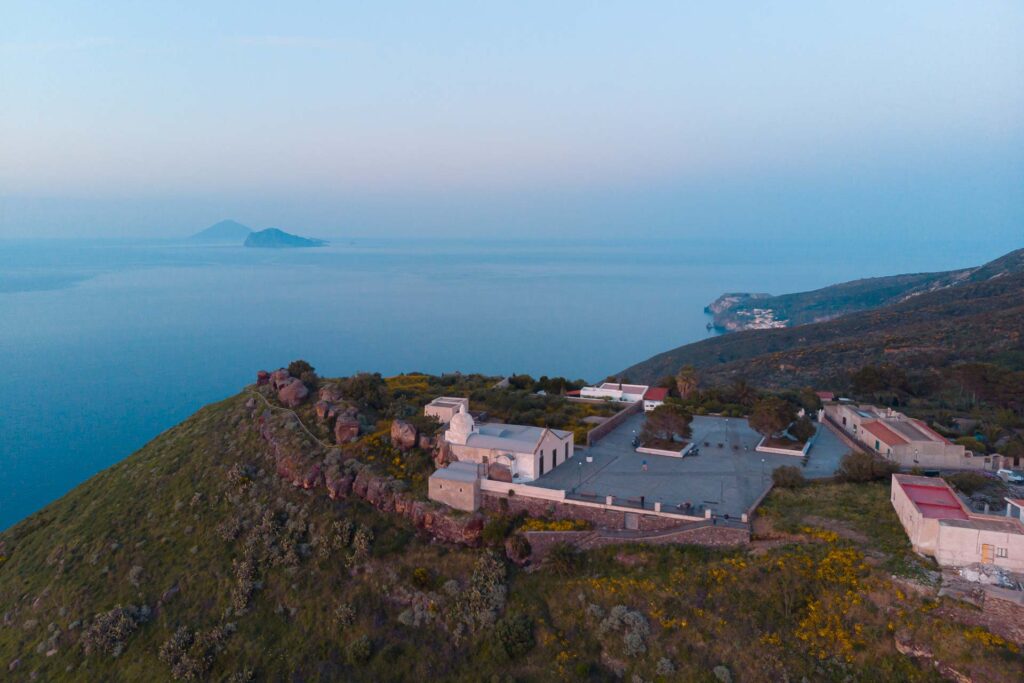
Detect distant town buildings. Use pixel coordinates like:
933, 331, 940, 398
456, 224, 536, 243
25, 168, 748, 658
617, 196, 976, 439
891, 474, 1024, 572
579, 382, 650, 403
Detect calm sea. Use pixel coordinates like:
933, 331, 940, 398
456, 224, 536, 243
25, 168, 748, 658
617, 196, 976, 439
0, 236, 1010, 528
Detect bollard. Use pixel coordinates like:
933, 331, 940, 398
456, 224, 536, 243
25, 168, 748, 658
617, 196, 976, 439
654, 502, 662, 513
705, 508, 712, 519
741, 513, 748, 523
605, 495, 614, 506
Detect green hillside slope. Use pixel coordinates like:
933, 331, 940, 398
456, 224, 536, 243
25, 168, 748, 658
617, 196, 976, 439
623, 272, 1024, 397
2, 378, 1022, 681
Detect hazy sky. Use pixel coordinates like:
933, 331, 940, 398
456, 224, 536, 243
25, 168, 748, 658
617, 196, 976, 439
2, 2, 1022, 242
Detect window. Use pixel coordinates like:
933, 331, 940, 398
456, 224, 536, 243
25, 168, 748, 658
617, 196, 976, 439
997, 547, 1008, 558
842, 417, 847, 426
875, 440, 880, 451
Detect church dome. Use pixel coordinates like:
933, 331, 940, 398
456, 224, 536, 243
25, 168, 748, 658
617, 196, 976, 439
449, 403, 475, 440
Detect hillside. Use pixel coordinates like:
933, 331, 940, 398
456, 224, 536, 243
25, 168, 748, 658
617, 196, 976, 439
707, 248, 1024, 332
189, 220, 253, 244
243, 228, 327, 249
2, 372, 1022, 681
622, 272, 1024, 404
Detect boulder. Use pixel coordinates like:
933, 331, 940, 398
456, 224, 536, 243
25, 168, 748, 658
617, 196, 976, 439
270, 368, 292, 391
319, 383, 345, 403
487, 463, 513, 483
391, 419, 418, 451
256, 370, 270, 386
334, 417, 360, 443
314, 400, 332, 421
278, 378, 309, 408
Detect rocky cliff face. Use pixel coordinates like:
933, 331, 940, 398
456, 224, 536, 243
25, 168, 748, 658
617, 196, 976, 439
252, 402, 483, 546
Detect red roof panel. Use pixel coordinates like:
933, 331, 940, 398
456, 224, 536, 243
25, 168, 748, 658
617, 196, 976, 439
644, 387, 669, 401
861, 420, 909, 446
901, 482, 969, 520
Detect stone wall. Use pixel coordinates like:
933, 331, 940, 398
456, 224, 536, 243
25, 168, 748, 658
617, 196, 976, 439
586, 400, 642, 446
524, 524, 749, 562
482, 492, 710, 532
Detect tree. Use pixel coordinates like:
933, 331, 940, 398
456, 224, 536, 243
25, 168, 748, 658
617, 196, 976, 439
837, 451, 898, 482
675, 365, 699, 400
640, 404, 693, 444
790, 416, 816, 442
287, 359, 315, 378
749, 397, 797, 438
772, 465, 806, 489
728, 379, 756, 408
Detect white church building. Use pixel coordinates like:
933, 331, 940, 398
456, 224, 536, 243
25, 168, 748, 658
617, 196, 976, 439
442, 403, 574, 482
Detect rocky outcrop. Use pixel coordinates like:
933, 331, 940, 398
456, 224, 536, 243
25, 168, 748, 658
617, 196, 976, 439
277, 378, 309, 408
254, 405, 482, 546
390, 420, 418, 451
334, 416, 360, 443
269, 369, 292, 391
256, 370, 270, 386
318, 384, 345, 404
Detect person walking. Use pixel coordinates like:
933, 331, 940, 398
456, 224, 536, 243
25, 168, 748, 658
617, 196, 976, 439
641, 460, 648, 472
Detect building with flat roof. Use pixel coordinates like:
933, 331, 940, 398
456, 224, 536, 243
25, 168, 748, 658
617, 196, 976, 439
580, 382, 649, 403
891, 474, 1024, 571
826, 402, 999, 470
424, 396, 470, 425
427, 461, 481, 512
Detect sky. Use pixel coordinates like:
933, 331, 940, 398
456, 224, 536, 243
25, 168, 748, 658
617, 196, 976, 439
1, 1, 1022, 243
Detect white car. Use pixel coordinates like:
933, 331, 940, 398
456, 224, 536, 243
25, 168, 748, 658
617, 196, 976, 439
997, 468, 1024, 484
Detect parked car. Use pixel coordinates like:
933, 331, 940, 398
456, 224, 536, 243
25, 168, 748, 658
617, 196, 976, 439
997, 468, 1024, 484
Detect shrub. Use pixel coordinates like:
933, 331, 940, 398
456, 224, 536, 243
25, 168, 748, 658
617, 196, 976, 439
598, 605, 650, 658
495, 613, 535, 659
772, 465, 807, 489
519, 518, 590, 532
334, 602, 356, 629
955, 436, 987, 454
346, 635, 373, 665
749, 397, 798, 437
287, 359, 315, 378
158, 624, 232, 680
945, 472, 991, 496
505, 534, 532, 564
482, 516, 513, 545
544, 542, 580, 576
81, 604, 149, 657
837, 451, 898, 483
411, 566, 435, 591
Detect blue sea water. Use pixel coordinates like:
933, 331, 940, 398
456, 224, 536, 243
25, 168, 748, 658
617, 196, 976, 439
0, 236, 1012, 529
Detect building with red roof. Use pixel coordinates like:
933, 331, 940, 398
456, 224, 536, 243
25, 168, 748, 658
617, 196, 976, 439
642, 387, 669, 412
823, 402, 999, 471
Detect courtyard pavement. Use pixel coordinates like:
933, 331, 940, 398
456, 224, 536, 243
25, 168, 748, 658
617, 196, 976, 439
529, 413, 851, 518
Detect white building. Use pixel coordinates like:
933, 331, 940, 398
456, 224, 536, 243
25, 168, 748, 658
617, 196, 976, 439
443, 404, 573, 482
642, 387, 669, 412
580, 382, 649, 403
891, 474, 1024, 572
424, 396, 470, 425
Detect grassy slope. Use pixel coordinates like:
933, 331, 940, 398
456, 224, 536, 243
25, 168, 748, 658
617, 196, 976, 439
622, 272, 1024, 387
2, 391, 1022, 681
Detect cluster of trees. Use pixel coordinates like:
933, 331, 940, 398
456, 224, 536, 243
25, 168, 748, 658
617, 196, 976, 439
640, 404, 693, 446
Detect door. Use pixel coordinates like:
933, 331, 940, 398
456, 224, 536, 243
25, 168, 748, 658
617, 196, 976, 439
624, 513, 639, 530
981, 544, 994, 564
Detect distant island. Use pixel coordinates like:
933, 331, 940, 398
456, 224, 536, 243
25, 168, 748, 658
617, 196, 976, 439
188, 219, 253, 244
244, 227, 327, 249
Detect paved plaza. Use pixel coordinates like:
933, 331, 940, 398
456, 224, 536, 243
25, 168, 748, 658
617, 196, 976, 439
529, 412, 851, 518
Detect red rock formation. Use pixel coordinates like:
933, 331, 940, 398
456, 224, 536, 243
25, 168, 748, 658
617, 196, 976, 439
269, 368, 291, 391
390, 419, 418, 451
277, 378, 309, 408
334, 417, 360, 443
256, 370, 270, 386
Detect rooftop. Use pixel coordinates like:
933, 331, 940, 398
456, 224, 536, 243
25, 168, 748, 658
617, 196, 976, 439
861, 420, 908, 446
939, 516, 1024, 534
643, 387, 669, 401
598, 382, 649, 394
894, 474, 969, 520
463, 422, 572, 454
428, 397, 468, 408
430, 461, 480, 483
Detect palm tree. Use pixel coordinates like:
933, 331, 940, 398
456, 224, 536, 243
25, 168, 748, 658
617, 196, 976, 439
675, 365, 699, 399
729, 378, 756, 407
